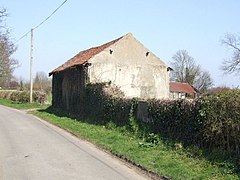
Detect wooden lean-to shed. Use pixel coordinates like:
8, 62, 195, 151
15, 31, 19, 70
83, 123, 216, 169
49, 33, 170, 110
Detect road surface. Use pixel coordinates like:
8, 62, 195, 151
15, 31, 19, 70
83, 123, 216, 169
0, 105, 148, 180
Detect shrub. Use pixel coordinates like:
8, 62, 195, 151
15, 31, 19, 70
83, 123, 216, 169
0, 90, 47, 104
145, 89, 240, 154
198, 90, 240, 153
81, 83, 134, 126
146, 99, 200, 146
33, 91, 47, 104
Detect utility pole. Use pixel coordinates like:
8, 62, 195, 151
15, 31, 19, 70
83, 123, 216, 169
29, 29, 33, 103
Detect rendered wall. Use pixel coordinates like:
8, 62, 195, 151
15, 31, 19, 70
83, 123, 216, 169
88, 34, 169, 99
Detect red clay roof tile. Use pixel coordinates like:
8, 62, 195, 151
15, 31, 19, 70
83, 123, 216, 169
170, 82, 196, 93
49, 35, 124, 76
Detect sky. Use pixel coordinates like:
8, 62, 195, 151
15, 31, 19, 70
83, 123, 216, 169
1, 0, 240, 87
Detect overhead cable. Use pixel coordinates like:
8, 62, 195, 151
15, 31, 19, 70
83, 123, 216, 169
14, 0, 68, 44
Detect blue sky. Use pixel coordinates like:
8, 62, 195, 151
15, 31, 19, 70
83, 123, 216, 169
2, 0, 240, 87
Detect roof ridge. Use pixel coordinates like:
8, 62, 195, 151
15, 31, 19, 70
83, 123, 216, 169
49, 33, 131, 76
170, 81, 190, 85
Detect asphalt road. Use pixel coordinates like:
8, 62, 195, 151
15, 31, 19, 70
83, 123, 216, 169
0, 105, 148, 180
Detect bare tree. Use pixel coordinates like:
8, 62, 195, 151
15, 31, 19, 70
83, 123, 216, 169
0, 7, 18, 88
170, 50, 198, 84
170, 50, 213, 92
194, 70, 213, 93
0, 34, 18, 86
33, 71, 52, 95
221, 33, 240, 74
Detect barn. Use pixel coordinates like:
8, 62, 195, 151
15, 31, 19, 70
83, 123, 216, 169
49, 33, 170, 110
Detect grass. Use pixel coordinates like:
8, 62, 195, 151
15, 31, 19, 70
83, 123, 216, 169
0, 98, 50, 109
33, 108, 239, 180
47, 94, 52, 104
0, 99, 239, 180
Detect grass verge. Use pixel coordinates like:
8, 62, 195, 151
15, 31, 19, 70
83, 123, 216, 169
0, 98, 49, 110
0, 99, 239, 179
33, 108, 239, 180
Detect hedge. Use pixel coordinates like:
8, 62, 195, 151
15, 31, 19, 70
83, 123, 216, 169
0, 90, 47, 104
198, 90, 240, 153
146, 99, 201, 146
76, 83, 135, 126
145, 90, 240, 154
54, 83, 240, 154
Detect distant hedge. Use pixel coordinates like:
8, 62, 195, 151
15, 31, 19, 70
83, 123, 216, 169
0, 90, 47, 104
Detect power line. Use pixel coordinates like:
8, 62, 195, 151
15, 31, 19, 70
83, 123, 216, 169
14, 30, 31, 44
14, 0, 68, 44
33, 0, 68, 30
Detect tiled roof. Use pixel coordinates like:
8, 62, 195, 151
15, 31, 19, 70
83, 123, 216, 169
170, 82, 196, 93
49, 34, 125, 76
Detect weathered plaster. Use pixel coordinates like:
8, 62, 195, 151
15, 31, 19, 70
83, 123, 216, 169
88, 33, 169, 99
